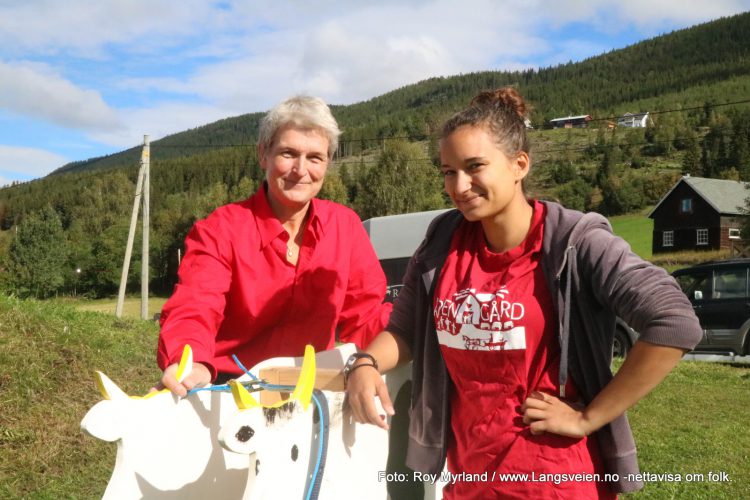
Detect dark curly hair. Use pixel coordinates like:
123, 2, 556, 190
441, 87, 531, 157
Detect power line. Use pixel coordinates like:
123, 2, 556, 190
150, 98, 750, 149
587, 98, 750, 123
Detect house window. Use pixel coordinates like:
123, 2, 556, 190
663, 230, 674, 247
696, 228, 709, 245
680, 198, 693, 214
728, 228, 741, 240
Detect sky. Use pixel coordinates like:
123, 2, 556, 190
1, 1, 749, 186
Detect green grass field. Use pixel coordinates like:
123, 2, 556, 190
608, 211, 654, 259
70, 296, 169, 319
621, 360, 750, 498
1, 296, 748, 498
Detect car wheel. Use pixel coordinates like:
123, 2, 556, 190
613, 328, 630, 358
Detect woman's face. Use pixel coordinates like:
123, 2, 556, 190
260, 125, 329, 216
440, 125, 529, 222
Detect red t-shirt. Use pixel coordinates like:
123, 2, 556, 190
158, 185, 392, 377
434, 201, 614, 499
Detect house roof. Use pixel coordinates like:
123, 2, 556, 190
617, 112, 648, 121
549, 115, 591, 122
648, 176, 750, 217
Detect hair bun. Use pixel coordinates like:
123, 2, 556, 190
470, 87, 528, 120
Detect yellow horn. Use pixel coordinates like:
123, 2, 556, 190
230, 379, 261, 409
95, 371, 129, 400
174, 345, 193, 383
141, 344, 194, 399
230, 345, 317, 410
291, 345, 316, 411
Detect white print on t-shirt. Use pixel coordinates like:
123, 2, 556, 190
434, 287, 526, 351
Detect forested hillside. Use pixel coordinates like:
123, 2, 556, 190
50, 11, 750, 173
1, 12, 749, 299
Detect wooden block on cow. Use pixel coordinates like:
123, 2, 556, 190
258, 367, 345, 406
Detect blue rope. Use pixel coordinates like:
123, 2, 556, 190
186, 354, 257, 394
306, 390, 327, 500
184, 354, 328, 500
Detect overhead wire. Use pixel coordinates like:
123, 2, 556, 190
140, 98, 750, 162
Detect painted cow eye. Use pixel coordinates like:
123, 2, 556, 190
236, 425, 255, 443
291, 445, 299, 461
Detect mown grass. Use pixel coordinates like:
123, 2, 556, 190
609, 211, 654, 259
1, 296, 748, 498
68, 296, 169, 319
0, 295, 160, 499
622, 360, 750, 498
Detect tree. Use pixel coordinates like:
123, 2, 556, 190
555, 179, 591, 211
730, 110, 750, 180
85, 221, 142, 297
318, 170, 348, 205
681, 132, 702, 176
6, 207, 69, 298
356, 141, 446, 220
741, 184, 750, 240
599, 174, 645, 216
550, 161, 577, 184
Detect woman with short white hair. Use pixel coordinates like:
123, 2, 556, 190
156, 95, 391, 395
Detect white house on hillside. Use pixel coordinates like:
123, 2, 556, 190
617, 112, 650, 128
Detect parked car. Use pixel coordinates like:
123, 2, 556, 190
672, 258, 750, 356
613, 319, 638, 358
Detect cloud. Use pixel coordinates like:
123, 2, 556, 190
2, 0, 750, 182
0, 0, 217, 57
88, 102, 235, 149
113, 0, 545, 110
530, 0, 750, 33
0, 145, 69, 182
611, 0, 749, 28
0, 61, 121, 131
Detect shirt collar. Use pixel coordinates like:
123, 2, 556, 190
250, 182, 325, 249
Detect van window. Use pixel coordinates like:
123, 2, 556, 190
713, 268, 748, 299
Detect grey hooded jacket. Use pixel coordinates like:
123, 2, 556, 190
385, 201, 703, 493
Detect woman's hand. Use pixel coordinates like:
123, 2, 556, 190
346, 361, 394, 430
151, 362, 212, 397
521, 391, 593, 438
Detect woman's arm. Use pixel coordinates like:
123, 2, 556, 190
522, 340, 686, 437
346, 330, 412, 430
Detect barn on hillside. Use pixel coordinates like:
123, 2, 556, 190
648, 176, 748, 254
549, 115, 592, 128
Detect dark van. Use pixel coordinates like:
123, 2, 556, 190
672, 259, 750, 356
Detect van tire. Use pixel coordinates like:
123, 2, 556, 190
613, 327, 630, 358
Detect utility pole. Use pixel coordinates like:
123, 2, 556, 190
116, 135, 150, 319
141, 136, 150, 320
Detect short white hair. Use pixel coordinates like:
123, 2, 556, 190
258, 95, 341, 158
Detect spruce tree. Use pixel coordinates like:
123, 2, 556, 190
6, 207, 69, 298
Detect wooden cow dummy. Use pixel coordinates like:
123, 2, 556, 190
218, 345, 410, 499
80, 346, 250, 499
81, 344, 410, 499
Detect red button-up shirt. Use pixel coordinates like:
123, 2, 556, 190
158, 186, 392, 377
